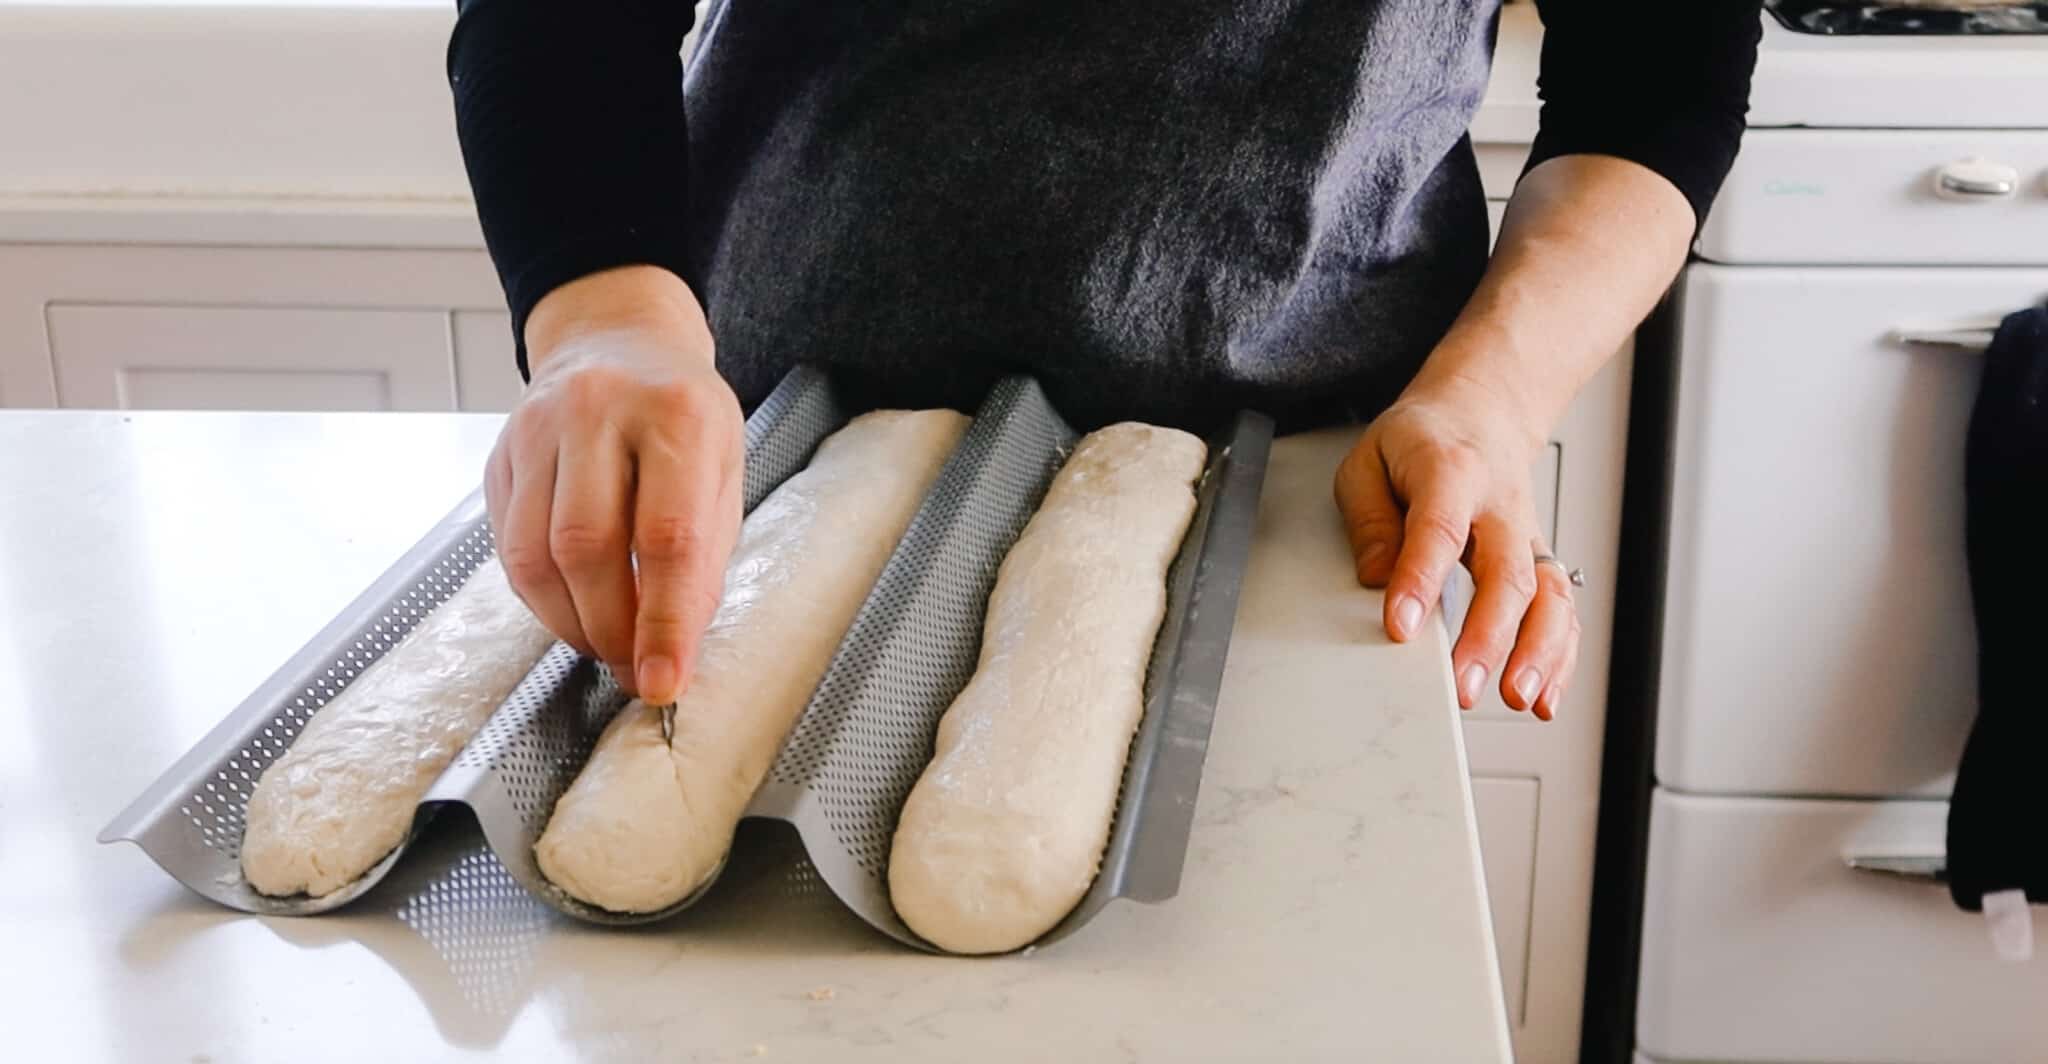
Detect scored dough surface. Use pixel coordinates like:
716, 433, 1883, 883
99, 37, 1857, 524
535, 408, 968, 914
888, 421, 1206, 954
241, 558, 556, 897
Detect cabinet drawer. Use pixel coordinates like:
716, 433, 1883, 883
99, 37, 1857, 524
1639, 791, 2048, 1063
48, 304, 455, 412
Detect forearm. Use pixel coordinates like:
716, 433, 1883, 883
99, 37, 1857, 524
447, 0, 698, 377
1404, 154, 1693, 450
1419, 0, 1764, 444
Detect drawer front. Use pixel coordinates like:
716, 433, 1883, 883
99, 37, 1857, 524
1639, 791, 2048, 1063
48, 304, 456, 412
1659, 265, 2048, 797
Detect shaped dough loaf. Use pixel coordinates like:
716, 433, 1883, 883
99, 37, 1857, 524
241, 558, 556, 897
535, 408, 968, 913
888, 422, 1205, 953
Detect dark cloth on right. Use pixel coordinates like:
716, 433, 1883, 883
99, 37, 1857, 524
1947, 303, 2048, 913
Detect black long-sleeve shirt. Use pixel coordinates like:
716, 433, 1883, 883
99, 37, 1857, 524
449, 0, 1761, 430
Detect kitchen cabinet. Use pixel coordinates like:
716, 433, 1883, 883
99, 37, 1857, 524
1457, 339, 1628, 1064
47, 304, 456, 412
1472, 775, 1541, 1028
0, 244, 516, 413
1449, 356, 1628, 1063
452, 310, 525, 412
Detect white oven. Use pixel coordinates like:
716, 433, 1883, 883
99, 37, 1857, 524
1630, 4, 2048, 1062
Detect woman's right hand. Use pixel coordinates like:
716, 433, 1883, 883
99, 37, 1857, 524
485, 266, 744, 706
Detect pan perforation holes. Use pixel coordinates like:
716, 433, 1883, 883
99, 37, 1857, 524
181, 524, 496, 857
764, 381, 1073, 877
454, 644, 622, 832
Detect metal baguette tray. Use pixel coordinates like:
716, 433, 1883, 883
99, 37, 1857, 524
102, 365, 1274, 951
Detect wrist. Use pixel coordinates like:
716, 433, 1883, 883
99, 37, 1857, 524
525, 266, 714, 376
1402, 328, 1552, 458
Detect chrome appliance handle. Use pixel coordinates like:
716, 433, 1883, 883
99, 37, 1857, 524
1891, 327, 1995, 350
1842, 852, 1947, 884
1889, 313, 2006, 352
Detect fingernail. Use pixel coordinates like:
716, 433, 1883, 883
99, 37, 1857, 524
1458, 663, 1487, 707
637, 655, 677, 702
1393, 595, 1425, 639
1513, 667, 1543, 709
1361, 542, 1387, 568
1539, 682, 1563, 721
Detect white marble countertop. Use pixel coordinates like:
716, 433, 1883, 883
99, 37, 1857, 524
0, 2, 1543, 247
0, 411, 1506, 1062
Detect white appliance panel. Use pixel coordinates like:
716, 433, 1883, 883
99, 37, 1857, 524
1658, 265, 2048, 798
1639, 791, 2048, 1063
1700, 131, 2048, 266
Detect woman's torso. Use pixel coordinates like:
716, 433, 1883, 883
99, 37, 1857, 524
684, 0, 1500, 431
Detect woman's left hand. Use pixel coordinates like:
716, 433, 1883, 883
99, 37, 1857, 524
1333, 378, 1579, 720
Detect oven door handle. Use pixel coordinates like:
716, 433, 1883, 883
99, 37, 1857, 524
1843, 851, 1948, 884
1889, 315, 2005, 352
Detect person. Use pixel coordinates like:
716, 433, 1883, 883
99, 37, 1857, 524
446, 0, 1761, 722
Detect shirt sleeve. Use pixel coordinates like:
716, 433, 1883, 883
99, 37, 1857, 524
447, 0, 698, 378
1521, 0, 1765, 227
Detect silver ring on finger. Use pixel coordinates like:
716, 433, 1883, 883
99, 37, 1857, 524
1533, 552, 1587, 589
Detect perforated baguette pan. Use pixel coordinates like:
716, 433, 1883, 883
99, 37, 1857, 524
102, 364, 1274, 950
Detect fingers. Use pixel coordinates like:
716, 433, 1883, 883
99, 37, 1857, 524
1342, 396, 1576, 718
1540, 564, 1581, 724
496, 430, 592, 657
550, 427, 640, 691
1501, 554, 1578, 720
1539, 636, 1580, 722
1333, 443, 1405, 588
1449, 517, 1538, 709
631, 429, 739, 705
1382, 462, 1480, 644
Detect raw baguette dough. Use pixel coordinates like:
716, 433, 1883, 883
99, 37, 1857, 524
241, 558, 556, 897
535, 408, 969, 914
889, 422, 1206, 953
